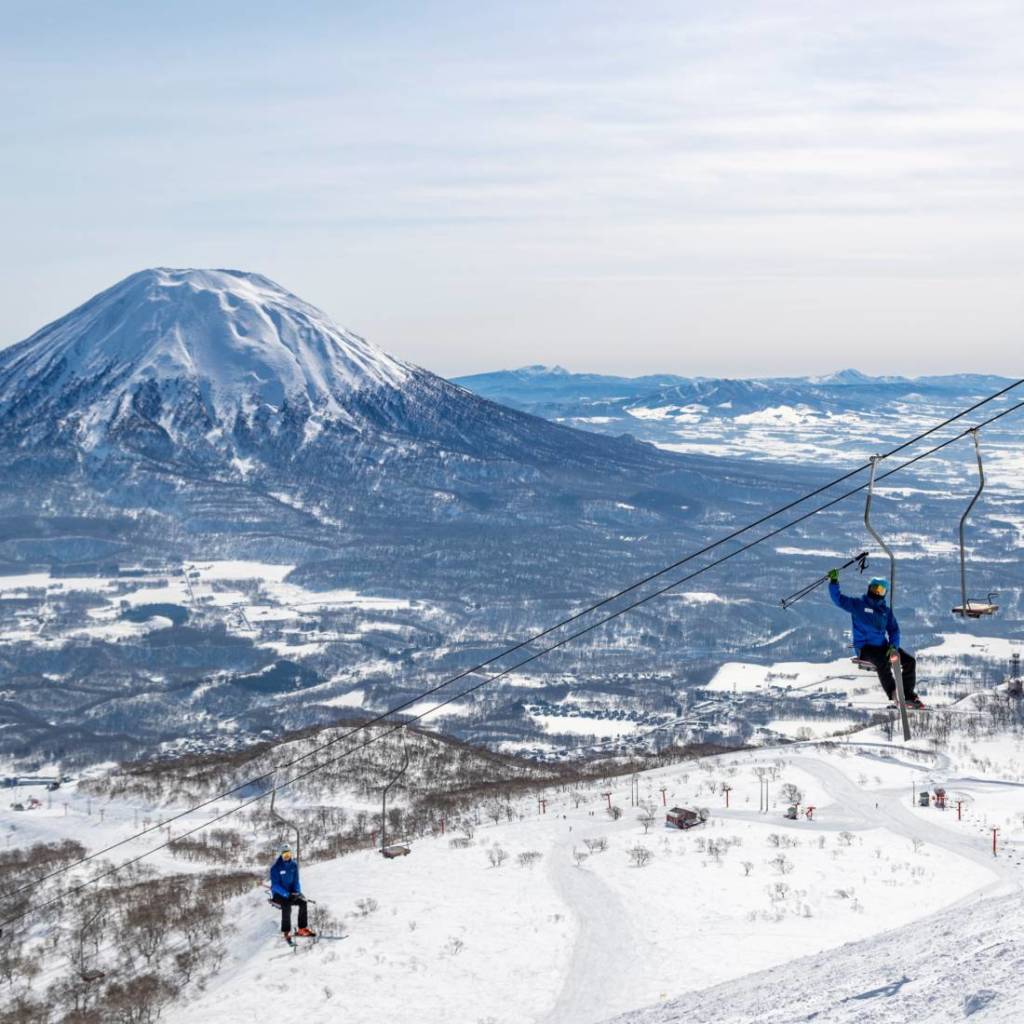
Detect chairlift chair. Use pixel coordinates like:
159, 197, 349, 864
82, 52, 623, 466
380, 729, 412, 858
952, 430, 999, 619
954, 593, 1000, 619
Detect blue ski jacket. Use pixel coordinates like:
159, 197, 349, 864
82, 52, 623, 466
828, 581, 900, 651
270, 856, 301, 898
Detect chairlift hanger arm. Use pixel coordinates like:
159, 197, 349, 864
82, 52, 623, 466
954, 429, 998, 618
269, 787, 302, 862
863, 456, 911, 741
864, 457, 896, 613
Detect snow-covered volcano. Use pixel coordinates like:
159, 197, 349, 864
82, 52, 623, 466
0, 265, 729, 555
0, 268, 413, 445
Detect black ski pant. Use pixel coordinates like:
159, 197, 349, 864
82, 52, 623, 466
859, 644, 917, 700
272, 893, 308, 933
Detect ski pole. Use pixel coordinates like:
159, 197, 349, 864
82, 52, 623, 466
780, 551, 868, 610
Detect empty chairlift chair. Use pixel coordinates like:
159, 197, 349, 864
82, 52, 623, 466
380, 729, 412, 859
952, 429, 999, 619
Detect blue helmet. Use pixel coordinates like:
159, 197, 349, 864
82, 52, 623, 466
868, 577, 888, 594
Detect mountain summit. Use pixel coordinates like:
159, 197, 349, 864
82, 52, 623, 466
0, 268, 413, 444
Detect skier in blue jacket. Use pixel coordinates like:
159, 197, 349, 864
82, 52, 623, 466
269, 845, 315, 940
827, 570, 923, 708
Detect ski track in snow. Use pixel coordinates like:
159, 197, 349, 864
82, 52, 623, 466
542, 823, 657, 1024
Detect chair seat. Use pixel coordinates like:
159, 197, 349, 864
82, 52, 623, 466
952, 601, 999, 618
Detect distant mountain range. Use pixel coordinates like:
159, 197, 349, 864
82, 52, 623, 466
453, 364, 1014, 432
451, 365, 1020, 471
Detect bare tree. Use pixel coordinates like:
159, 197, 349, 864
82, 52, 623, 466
103, 974, 178, 1024
628, 845, 653, 868
707, 838, 728, 864
637, 807, 657, 834
779, 783, 803, 806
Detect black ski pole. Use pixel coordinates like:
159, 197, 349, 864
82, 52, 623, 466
780, 551, 868, 610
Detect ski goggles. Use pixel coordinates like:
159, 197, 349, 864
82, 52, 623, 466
868, 581, 887, 593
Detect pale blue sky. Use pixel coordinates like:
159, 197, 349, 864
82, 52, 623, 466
2, 0, 1022, 376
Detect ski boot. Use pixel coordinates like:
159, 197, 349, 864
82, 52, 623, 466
295, 927, 317, 938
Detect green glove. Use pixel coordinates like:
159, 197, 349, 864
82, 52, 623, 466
827, 568, 839, 583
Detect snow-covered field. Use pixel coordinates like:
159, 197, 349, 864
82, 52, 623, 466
9, 697, 1024, 1024
0, 560, 420, 651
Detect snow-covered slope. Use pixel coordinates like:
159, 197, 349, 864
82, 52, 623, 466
163, 732, 1024, 1024
10, 704, 1024, 1023
608, 888, 1024, 1023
